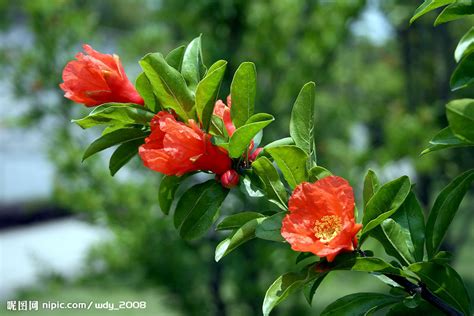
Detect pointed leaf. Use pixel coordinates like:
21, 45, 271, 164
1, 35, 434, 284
109, 138, 143, 176
363, 169, 380, 208
426, 169, 474, 257
361, 176, 411, 238
158, 175, 188, 215
216, 212, 264, 231
410, 0, 454, 23
434, 0, 474, 25
228, 113, 274, 158
266, 145, 308, 188
451, 53, 474, 91
321, 293, 401, 316
230, 62, 256, 128
252, 157, 288, 210
409, 262, 471, 315
421, 126, 473, 155
290, 82, 316, 159
82, 128, 148, 161
181, 36, 206, 91
139, 53, 194, 120
165, 45, 185, 71
446, 98, 474, 142
174, 180, 228, 240
135, 73, 160, 112
195, 60, 227, 130
455, 27, 474, 62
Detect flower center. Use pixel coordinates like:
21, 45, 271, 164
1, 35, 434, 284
313, 215, 342, 243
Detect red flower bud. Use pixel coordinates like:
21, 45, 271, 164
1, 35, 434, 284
60, 44, 144, 107
220, 170, 240, 189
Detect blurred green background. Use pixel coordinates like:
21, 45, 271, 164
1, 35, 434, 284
0, 0, 472, 315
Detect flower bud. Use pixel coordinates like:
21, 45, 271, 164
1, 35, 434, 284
220, 170, 240, 189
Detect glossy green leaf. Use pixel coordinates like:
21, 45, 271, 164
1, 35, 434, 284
290, 82, 316, 158
139, 52, 194, 120
320, 256, 405, 276
421, 126, 473, 155
266, 145, 308, 188
363, 169, 380, 208
255, 212, 286, 242
228, 113, 274, 158
434, 0, 474, 25
262, 267, 318, 316
252, 157, 288, 210
361, 176, 411, 238
135, 73, 159, 112
230, 62, 256, 128
303, 273, 327, 306
410, 0, 454, 23
72, 103, 154, 129
215, 217, 264, 262
387, 301, 444, 316
426, 169, 474, 257
158, 175, 188, 215
321, 293, 401, 316
239, 173, 265, 197
181, 36, 206, 91
195, 60, 227, 130
379, 192, 425, 264
455, 27, 474, 62
109, 138, 143, 176
165, 45, 185, 71
174, 180, 229, 240
263, 137, 295, 151
308, 166, 332, 182
446, 98, 474, 142
82, 128, 148, 161
216, 212, 264, 231
451, 53, 474, 90
409, 262, 471, 315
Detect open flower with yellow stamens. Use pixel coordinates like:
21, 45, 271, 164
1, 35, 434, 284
281, 176, 362, 262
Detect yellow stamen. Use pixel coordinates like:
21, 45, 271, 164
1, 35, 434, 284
313, 215, 342, 243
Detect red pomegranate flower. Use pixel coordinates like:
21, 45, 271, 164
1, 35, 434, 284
139, 112, 232, 176
220, 170, 240, 189
213, 96, 262, 161
60, 44, 144, 107
281, 176, 362, 262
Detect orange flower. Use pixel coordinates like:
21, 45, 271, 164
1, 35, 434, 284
60, 44, 144, 107
281, 176, 362, 262
139, 112, 232, 176
213, 96, 261, 161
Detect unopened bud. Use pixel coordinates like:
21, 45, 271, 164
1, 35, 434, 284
220, 170, 240, 189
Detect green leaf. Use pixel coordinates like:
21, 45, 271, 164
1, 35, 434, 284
228, 113, 274, 158
379, 192, 425, 264
361, 176, 411, 238
426, 169, 474, 257
174, 180, 228, 240
308, 166, 332, 182
181, 36, 206, 91
263, 137, 295, 151
195, 60, 227, 130
451, 53, 474, 91
252, 157, 288, 210
72, 103, 154, 129
165, 45, 185, 71
410, 0, 455, 23
158, 175, 188, 215
215, 217, 264, 262
109, 138, 143, 176
266, 145, 308, 189
139, 52, 194, 120
320, 256, 405, 276
230, 62, 257, 128
455, 27, 474, 62
363, 169, 380, 208
135, 73, 160, 112
82, 128, 148, 161
216, 212, 264, 231
239, 173, 265, 197
387, 301, 445, 316
421, 126, 473, 155
255, 212, 286, 242
262, 267, 318, 316
290, 82, 316, 158
303, 273, 327, 306
446, 98, 474, 142
409, 262, 471, 315
321, 293, 401, 316
434, 0, 474, 25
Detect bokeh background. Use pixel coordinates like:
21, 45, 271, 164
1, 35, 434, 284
0, 0, 473, 315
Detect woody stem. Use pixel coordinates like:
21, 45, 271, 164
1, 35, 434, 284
357, 250, 462, 316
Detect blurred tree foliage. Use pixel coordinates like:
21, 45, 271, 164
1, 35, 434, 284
1, 0, 472, 315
